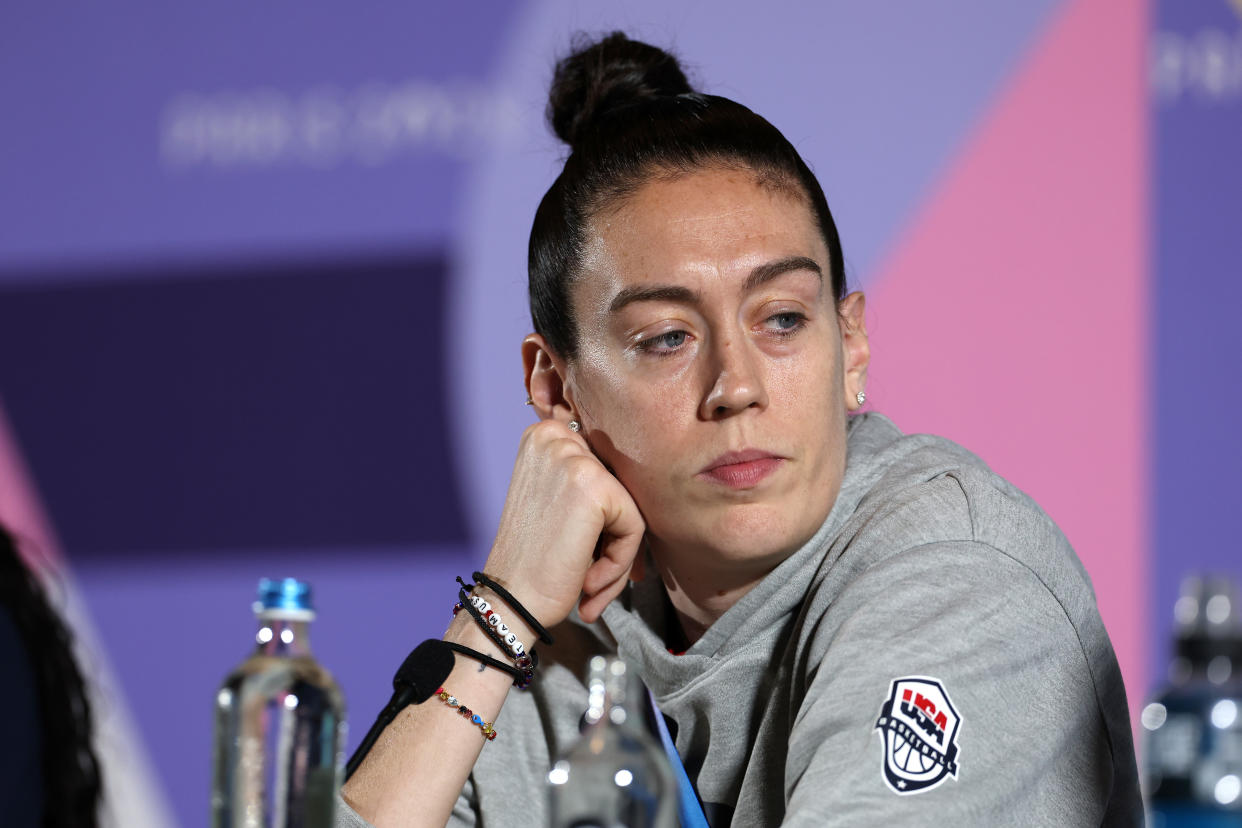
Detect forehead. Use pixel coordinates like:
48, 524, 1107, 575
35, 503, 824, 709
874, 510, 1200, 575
579, 166, 828, 299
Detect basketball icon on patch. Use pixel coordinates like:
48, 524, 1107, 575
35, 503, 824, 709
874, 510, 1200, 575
874, 676, 961, 795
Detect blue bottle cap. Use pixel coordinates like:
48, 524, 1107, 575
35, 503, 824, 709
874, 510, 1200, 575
254, 578, 315, 619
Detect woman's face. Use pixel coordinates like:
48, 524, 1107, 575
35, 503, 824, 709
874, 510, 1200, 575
561, 165, 868, 575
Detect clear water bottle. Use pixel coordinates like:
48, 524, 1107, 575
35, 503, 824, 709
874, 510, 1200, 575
1142, 575, 1242, 825
211, 578, 347, 828
547, 655, 677, 828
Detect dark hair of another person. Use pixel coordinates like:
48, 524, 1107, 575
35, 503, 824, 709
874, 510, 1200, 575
529, 31, 848, 360
0, 526, 101, 828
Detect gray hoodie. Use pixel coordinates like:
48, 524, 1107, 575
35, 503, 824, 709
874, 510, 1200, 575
339, 412, 1142, 826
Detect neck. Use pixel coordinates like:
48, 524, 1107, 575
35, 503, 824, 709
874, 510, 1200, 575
651, 548, 774, 647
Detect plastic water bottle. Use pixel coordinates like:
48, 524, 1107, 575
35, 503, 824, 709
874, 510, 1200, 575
1142, 575, 1242, 825
547, 655, 676, 828
211, 578, 347, 828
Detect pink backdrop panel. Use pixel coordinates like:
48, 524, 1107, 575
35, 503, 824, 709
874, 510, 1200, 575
867, 0, 1148, 704
0, 399, 63, 572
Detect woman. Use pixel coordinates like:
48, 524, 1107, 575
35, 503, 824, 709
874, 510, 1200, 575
341, 32, 1141, 826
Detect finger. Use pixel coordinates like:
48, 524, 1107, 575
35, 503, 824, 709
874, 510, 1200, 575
598, 484, 645, 548
581, 546, 635, 596
539, 418, 591, 453
578, 569, 633, 623
580, 531, 641, 619
582, 502, 644, 593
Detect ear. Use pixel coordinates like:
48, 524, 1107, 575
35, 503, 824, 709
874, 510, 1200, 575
522, 333, 578, 425
838, 291, 871, 411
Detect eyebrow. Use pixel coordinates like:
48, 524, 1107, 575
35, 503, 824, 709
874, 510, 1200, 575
743, 255, 822, 293
608, 255, 823, 314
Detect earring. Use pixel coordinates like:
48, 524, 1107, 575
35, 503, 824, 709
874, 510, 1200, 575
568, 420, 581, 433
524, 395, 534, 406
855, 390, 866, 407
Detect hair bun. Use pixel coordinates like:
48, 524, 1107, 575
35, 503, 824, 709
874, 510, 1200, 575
548, 31, 694, 149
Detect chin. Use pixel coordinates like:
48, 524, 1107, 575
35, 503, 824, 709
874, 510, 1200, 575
658, 501, 819, 570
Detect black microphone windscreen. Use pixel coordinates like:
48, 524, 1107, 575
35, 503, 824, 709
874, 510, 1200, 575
393, 638, 455, 704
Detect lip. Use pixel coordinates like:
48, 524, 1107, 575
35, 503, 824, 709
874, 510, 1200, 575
698, 449, 784, 490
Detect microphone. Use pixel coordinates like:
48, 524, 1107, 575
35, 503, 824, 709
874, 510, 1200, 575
345, 638, 455, 780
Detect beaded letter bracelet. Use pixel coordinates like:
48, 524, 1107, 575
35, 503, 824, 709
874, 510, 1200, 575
469, 592, 525, 656
435, 687, 498, 741
454, 586, 537, 688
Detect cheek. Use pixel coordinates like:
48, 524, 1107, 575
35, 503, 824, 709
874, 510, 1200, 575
573, 351, 697, 469
594, 390, 691, 473
770, 333, 848, 481
770, 330, 843, 406
583, 399, 689, 521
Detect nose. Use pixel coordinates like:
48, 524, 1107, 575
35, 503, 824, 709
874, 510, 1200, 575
698, 333, 768, 420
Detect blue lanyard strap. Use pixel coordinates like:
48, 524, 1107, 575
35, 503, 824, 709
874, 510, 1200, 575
648, 690, 711, 828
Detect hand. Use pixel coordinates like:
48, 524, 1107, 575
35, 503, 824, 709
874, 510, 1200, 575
483, 419, 646, 626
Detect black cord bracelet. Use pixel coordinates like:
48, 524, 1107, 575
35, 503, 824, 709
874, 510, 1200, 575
471, 570, 555, 645
442, 641, 525, 685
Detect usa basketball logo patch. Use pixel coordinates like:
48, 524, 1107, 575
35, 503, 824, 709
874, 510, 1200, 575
874, 676, 962, 795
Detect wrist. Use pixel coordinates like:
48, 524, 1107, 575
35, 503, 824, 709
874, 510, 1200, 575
479, 555, 568, 630
446, 593, 538, 656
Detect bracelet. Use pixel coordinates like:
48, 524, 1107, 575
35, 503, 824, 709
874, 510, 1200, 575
468, 591, 527, 657
455, 587, 536, 688
434, 687, 498, 741
471, 571, 555, 645
455, 577, 537, 661
442, 641, 525, 687
455, 581, 525, 658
